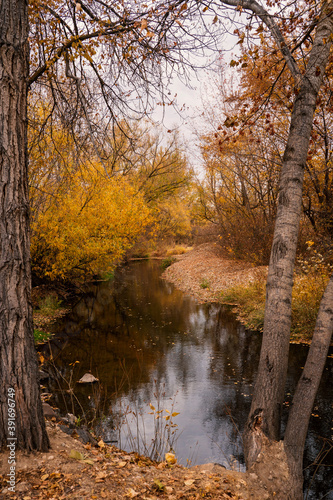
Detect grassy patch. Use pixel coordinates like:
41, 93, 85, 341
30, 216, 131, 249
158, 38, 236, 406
33, 291, 69, 336
166, 246, 192, 256
291, 272, 329, 342
220, 271, 330, 343
34, 328, 52, 345
37, 294, 62, 316
200, 278, 210, 289
220, 278, 266, 332
130, 252, 150, 260
161, 257, 177, 270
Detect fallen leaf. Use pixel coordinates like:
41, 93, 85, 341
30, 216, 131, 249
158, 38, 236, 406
69, 449, 84, 461
126, 488, 139, 498
41, 474, 49, 481
82, 459, 94, 465
165, 452, 177, 465
184, 479, 195, 486
117, 461, 127, 468
95, 472, 107, 482
153, 479, 165, 491
50, 472, 62, 479
98, 439, 105, 448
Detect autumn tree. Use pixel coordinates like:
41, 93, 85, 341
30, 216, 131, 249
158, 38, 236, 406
126, 126, 193, 245
199, 39, 333, 263
200, 0, 333, 497
31, 169, 151, 281
196, 62, 284, 263
28, 103, 192, 277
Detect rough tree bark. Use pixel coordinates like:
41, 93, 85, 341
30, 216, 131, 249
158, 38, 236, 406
0, 0, 49, 451
284, 273, 333, 499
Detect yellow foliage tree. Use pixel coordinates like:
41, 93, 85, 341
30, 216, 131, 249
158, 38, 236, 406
30, 168, 151, 280
28, 99, 193, 269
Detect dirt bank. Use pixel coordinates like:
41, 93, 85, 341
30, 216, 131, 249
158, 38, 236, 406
162, 243, 266, 303
0, 420, 289, 499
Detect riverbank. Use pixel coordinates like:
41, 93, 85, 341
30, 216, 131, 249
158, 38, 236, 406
1, 252, 296, 499
162, 242, 332, 345
0, 420, 289, 499
162, 242, 267, 304
32, 285, 72, 344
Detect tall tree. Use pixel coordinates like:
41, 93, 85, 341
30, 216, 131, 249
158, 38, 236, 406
0, 0, 49, 451
209, 0, 333, 497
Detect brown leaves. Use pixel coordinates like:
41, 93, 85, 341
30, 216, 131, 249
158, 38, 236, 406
140, 19, 148, 31
95, 471, 107, 482
126, 487, 139, 498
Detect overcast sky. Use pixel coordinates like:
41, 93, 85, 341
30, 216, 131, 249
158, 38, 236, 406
152, 28, 238, 174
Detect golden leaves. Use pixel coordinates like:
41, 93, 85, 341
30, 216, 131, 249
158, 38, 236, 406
165, 452, 177, 465
30, 163, 151, 281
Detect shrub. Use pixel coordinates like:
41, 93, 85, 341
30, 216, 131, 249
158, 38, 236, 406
220, 266, 330, 343
161, 257, 176, 270
34, 329, 51, 344
31, 171, 151, 281
37, 294, 62, 315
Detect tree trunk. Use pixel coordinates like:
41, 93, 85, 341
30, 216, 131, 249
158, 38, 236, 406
284, 273, 333, 499
243, 0, 333, 476
0, 0, 49, 451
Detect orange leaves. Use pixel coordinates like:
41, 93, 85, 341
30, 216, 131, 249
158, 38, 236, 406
140, 19, 148, 31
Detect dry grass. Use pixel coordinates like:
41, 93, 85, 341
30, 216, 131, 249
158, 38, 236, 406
166, 245, 193, 256
220, 270, 330, 343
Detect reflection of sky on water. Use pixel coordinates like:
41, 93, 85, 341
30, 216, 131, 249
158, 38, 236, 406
116, 337, 249, 469
43, 260, 333, 500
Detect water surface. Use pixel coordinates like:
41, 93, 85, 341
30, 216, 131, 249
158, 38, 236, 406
42, 261, 333, 499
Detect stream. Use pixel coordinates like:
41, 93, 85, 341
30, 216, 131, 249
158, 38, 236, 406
41, 260, 333, 499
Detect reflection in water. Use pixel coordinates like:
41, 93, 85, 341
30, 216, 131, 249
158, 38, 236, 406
42, 261, 333, 499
